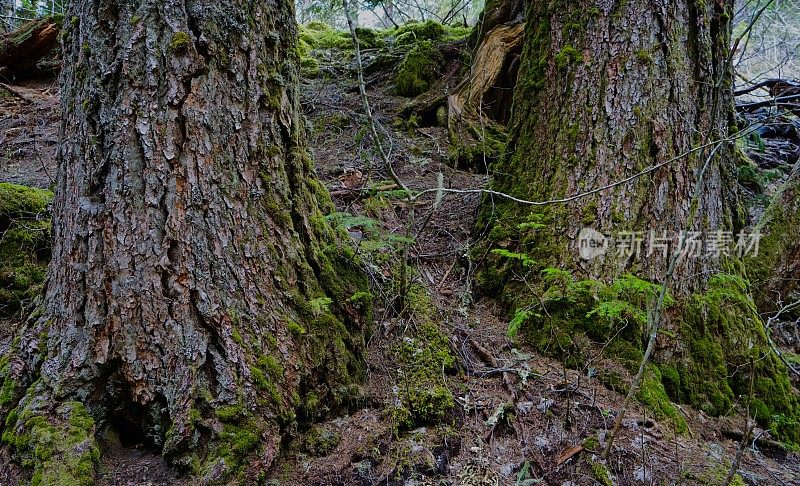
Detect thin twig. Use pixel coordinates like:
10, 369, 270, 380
341, 0, 411, 199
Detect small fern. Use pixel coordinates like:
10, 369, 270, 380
491, 248, 537, 268
508, 308, 533, 338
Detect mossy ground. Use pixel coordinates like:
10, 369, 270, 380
394, 40, 443, 97
488, 246, 799, 441
390, 314, 457, 431
0, 183, 52, 321
296, 20, 469, 90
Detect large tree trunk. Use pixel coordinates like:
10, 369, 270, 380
477, 0, 798, 441
748, 163, 800, 315
0, 1, 370, 483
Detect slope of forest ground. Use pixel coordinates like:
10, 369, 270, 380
1, 21, 799, 485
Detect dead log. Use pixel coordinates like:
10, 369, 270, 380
735, 79, 800, 117
0, 16, 61, 81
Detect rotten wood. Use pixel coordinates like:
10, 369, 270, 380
0, 16, 60, 81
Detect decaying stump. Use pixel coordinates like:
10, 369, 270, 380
0, 16, 61, 81
466, 0, 524, 50
447, 22, 524, 171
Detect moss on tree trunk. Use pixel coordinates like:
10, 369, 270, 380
746, 164, 800, 315
0, 1, 371, 483
475, 0, 799, 442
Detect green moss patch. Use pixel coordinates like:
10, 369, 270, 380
169, 31, 191, 52
299, 23, 354, 50
394, 20, 446, 45
0, 183, 53, 319
448, 120, 507, 172
636, 366, 687, 432
2, 400, 99, 486
303, 425, 341, 456
390, 285, 456, 431
674, 274, 799, 443
394, 40, 442, 97
505, 270, 668, 367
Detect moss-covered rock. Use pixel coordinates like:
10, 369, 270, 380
394, 40, 442, 97
299, 23, 353, 50
636, 366, 687, 432
394, 20, 446, 45
0, 183, 52, 320
353, 27, 384, 49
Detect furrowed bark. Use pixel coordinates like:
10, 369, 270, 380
476, 0, 799, 444
0, 0, 371, 482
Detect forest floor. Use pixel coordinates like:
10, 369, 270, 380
1, 43, 800, 485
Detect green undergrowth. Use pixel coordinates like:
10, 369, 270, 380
0, 183, 53, 320
503, 269, 670, 366
323, 210, 457, 433
2, 399, 99, 485
299, 19, 468, 53
492, 252, 799, 440
297, 20, 470, 83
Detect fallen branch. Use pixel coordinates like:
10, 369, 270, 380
721, 429, 789, 454
0, 81, 33, 103
458, 329, 518, 398
736, 93, 800, 113
734, 78, 800, 97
